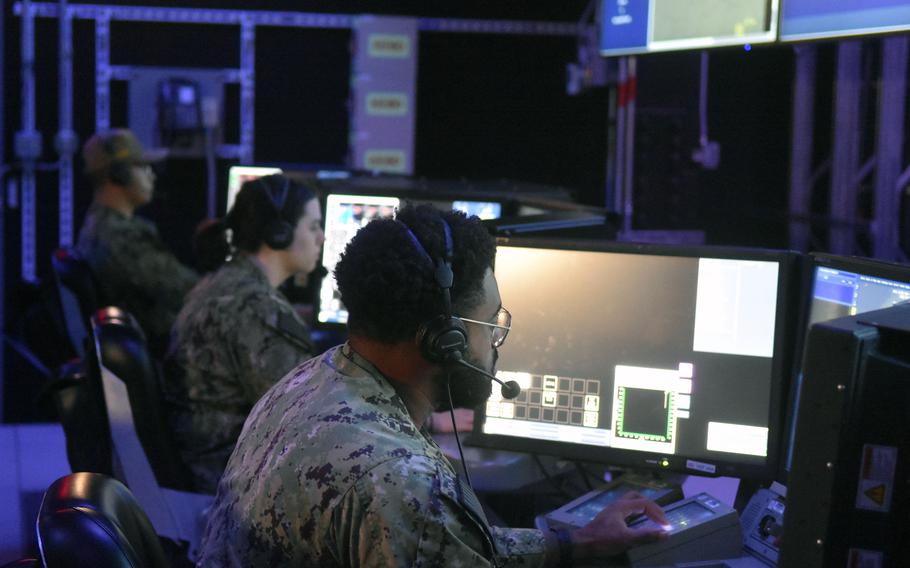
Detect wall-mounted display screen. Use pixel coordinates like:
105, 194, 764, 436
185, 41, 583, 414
780, 0, 910, 42
600, 0, 778, 56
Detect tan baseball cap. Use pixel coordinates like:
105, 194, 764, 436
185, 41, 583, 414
82, 128, 167, 173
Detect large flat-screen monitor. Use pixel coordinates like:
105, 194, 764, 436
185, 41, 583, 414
316, 194, 503, 325
780, 0, 910, 42
599, 0, 779, 57
225, 165, 283, 214
470, 238, 799, 480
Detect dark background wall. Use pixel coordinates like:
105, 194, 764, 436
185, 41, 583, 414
2, 0, 809, 420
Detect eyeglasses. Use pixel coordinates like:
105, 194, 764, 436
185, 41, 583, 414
457, 307, 511, 348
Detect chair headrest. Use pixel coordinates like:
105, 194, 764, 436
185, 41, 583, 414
52, 248, 102, 314
37, 472, 168, 568
93, 306, 139, 330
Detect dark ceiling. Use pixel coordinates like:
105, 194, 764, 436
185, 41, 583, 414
71, 0, 593, 21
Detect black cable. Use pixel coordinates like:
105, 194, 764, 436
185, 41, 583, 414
446, 373, 473, 489
447, 374, 502, 568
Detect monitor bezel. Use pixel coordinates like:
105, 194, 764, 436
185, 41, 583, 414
466, 236, 801, 482
809, 253, 910, 291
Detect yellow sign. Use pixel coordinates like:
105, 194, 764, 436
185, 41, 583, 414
364, 150, 408, 173
366, 93, 409, 116
368, 34, 410, 58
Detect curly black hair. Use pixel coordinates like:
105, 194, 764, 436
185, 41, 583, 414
335, 203, 496, 343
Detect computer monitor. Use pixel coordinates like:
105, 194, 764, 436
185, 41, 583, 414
317, 193, 401, 325
470, 238, 799, 480
225, 165, 283, 214
782, 254, 910, 473
316, 195, 503, 325
452, 200, 501, 220
782, 303, 910, 567
780, 0, 910, 42
806, 253, 910, 329
599, 0, 779, 57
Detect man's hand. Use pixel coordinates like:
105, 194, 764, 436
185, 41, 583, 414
570, 492, 671, 560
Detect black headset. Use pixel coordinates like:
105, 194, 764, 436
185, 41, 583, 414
260, 176, 295, 250
398, 215, 469, 365
104, 137, 134, 187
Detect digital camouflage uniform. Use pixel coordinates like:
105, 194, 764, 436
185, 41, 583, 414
76, 202, 198, 344
198, 344, 550, 567
163, 254, 314, 493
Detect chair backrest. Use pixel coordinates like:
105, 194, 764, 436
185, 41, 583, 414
51, 359, 113, 475
90, 307, 214, 560
90, 307, 191, 490
36, 472, 169, 568
51, 249, 101, 358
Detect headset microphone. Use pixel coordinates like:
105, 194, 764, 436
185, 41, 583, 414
454, 358, 521, 400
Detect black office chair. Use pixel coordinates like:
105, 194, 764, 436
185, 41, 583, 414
50, 248, 101, 359
90, 307, 191, 490
36, 472, 169, 568
0, 559, 40, 567
90, 307, 213, 560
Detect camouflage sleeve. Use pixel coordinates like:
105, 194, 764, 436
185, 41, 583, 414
235, 297, 313, 403
107, 222, 198, 314
330, 457, 548, 568
491, 527, 551, 567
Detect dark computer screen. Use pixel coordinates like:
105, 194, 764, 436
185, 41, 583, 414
471, 239, 797, 479
599, 0, 778, 56
780, 0, 910, 42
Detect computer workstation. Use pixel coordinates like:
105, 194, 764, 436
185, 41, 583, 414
465, 237, 801, 566
457, 241, 910, 566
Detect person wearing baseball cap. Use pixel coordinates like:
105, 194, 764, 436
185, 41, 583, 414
76, 128, 198, 356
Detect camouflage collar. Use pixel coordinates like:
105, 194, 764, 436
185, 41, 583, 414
226, 253, 272, 289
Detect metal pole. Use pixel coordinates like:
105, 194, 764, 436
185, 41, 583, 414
789, 45, 816, 252
614, 58, 627, 227
605, 84, 617, 212
56, 0, 78, 248
95, 12, 111, 131
18, 0, 41, 283
873, 36, 908, 260
239, 18, 255, 164
829, 41, 863, 255
1, 0, 6, 422
622, 56, 637, 235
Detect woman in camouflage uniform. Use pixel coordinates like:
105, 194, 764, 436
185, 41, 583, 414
163, 174, 325, 493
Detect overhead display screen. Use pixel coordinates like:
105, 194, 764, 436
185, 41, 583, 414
780, 0, 910, 42
600, 0, 779, 56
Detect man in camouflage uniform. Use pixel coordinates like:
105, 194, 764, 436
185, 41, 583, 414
76, 129, 198, 354
199, 205, 667, 566
164, 253, 314, 493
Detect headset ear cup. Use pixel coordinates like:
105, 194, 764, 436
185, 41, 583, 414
108, 161, 132, 187
264, 219, 294, 250
419, 316, 468, 364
